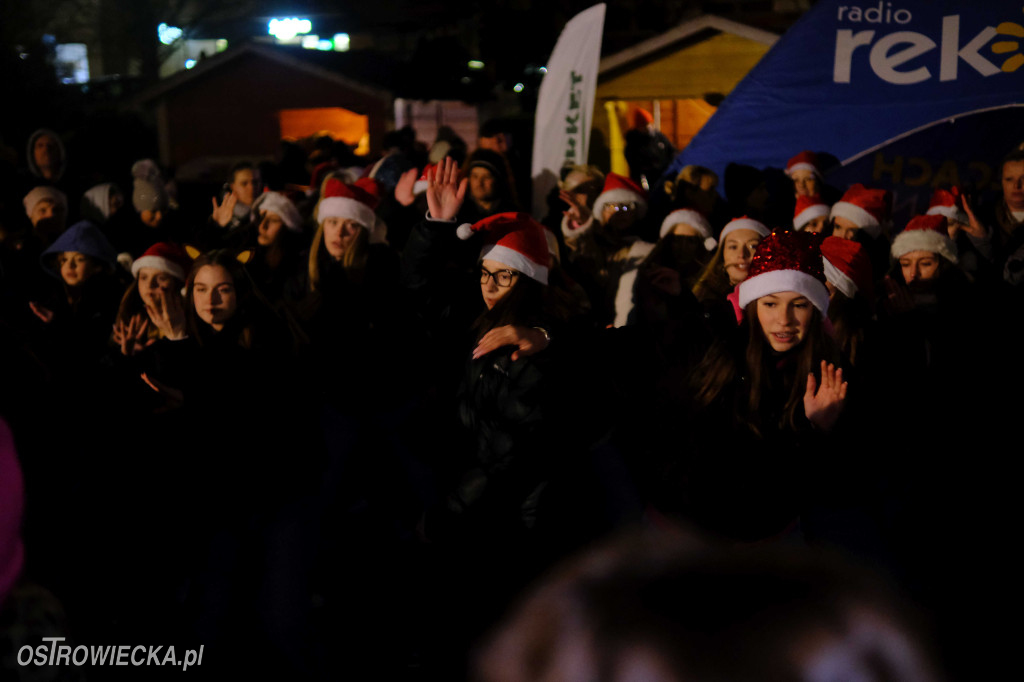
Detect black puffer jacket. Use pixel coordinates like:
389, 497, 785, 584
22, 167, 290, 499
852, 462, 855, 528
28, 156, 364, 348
452, 346, 553, 535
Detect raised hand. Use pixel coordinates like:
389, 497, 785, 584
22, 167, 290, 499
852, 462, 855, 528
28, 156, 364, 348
145, 289, 188, 340
882, 275, 914, 316
472, 325, 550, 361
28, 302, 54, 324
804, 361, 848, 432
211, 191, 238, 227
140, 372, 185, 410
647, 265, 682, 296
425, 156, 467, 222
395, 166, 419, 207
113, 314, 154, 357
559, 189, 590, 225
960, 191, 987, 239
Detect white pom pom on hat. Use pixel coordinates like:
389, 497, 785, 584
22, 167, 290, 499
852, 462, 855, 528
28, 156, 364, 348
458, 212, 551, 284
660, 208, 716, 251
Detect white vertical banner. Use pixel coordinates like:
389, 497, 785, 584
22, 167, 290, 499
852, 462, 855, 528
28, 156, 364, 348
530, 3, 606, 219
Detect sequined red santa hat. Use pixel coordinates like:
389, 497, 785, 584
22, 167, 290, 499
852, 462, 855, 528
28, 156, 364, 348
317, 177, 379, 229
660, 208, 716, 250
592, 173, 648, 222
457, 212, 550, 284
926, 187, 968, 225
821, 236, 874, 302
830, 184, 890, 238
891, 214, 957, 264
785, 150, 822, 178
719, 216, 770, 242
793, 195, 830, 231
738, 230, 829, 313
131, 242, 192, 282
413, 164, 437, 195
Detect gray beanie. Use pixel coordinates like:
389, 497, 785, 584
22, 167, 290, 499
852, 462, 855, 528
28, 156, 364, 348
133, 178, 167, 213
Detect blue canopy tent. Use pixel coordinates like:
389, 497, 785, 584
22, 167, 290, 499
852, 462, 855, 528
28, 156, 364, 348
664, 0, 1024, 223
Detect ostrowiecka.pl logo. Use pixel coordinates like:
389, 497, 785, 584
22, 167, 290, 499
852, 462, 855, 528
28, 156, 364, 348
17, 637, 204, 671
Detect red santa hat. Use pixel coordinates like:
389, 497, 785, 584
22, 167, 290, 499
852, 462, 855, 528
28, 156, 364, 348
926, 187, 968, 225
413, 164, 436, 195
131, 242, 192, 282
829, 184, 889, 238
660, 208, 716, 250
592, 173, 648, 223
719, 216, 770, 242
317, 177, 379, 229
632, 108, 654, 129
891, 214, 957, 264
457, 212, 550, 284
821, 236, 873, 301
785, 150, 822, 178
738, 230, 829, 314
252, 191, 303, 232
793, 195, 830, 231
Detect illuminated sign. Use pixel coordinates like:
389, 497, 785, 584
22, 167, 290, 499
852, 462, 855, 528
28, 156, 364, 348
268, 18, 312, 41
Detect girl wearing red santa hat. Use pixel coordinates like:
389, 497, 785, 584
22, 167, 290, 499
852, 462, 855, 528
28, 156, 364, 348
821, 236, 874, 368
691, 217, 770, 337
653, 230, 848, 541
112, 241, 192, 356
307, 177, 388, 292
406, 157, 600, 547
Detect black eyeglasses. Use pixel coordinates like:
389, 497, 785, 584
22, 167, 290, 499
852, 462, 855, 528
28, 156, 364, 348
480, 266, 519, 288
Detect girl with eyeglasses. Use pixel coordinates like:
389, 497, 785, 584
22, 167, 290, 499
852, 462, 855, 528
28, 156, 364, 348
402, 157, 596, 546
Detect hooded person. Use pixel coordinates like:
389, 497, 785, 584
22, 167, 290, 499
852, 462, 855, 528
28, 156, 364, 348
30, 221, 123, 371
25, 128, 66, 182
80, 182, 125, 226
39, 220, 118, 280
23, 185, 68, 245
459, 149, 520, 225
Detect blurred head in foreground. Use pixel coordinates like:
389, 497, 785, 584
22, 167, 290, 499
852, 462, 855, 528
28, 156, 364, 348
475, 530, 939, 682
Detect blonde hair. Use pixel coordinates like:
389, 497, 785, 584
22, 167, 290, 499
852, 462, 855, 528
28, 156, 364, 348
559, 164, 605, 191
307, 220, 369, 292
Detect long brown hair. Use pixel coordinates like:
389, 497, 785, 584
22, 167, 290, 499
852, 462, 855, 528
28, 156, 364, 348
471, 275, 546, 342
692, 301, 837, 433
185, 249, 255, 348
827, 288, 871, 367
692, 240, 732, 302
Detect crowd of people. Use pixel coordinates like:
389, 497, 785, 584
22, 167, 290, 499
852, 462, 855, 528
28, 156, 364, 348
1, 119, 1021, 680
